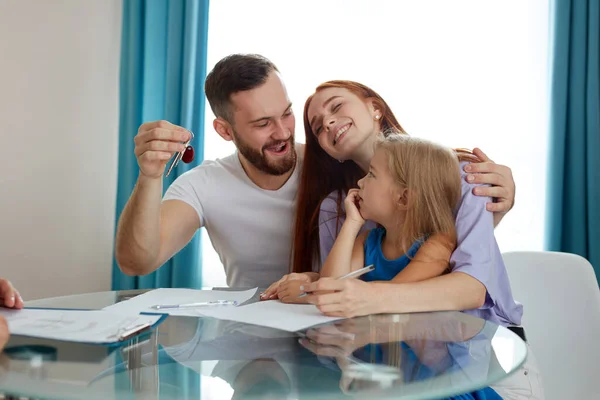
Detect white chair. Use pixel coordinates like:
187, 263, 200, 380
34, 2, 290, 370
502, 251, 600, 400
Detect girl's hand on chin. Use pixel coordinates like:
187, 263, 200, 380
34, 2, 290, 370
344, 189, 366, 226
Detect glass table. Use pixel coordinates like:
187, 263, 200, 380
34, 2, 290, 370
0, 289, 527, 399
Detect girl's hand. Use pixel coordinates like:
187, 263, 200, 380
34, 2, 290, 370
277, 280, 310, 304
344, 189, 365, 226
260, 273, 315, 300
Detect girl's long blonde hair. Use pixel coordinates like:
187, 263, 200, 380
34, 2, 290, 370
375, 132, 464, 255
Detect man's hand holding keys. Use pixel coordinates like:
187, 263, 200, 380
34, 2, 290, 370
134, 120, 193, 178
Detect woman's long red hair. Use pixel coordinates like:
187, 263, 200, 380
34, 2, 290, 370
291, 81, 406, 273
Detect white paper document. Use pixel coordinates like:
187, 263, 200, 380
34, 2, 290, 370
0, 308, 163, 344
102, 288, 258, 317
199, 300, 346, 332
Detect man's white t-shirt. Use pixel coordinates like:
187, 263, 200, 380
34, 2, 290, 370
162, 145, 303, 288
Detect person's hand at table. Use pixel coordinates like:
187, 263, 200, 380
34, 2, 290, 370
260, 272, 318, 301
302, 278, 381, 318
0, 279, 23, 309
276, 280, 312, 304
0, 278, 23, 352
0, 316, 9, 352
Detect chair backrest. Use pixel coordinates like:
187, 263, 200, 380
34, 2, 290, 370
502, 251, 600, 400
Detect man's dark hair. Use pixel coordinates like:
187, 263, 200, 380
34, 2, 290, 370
205, 54, 279, 123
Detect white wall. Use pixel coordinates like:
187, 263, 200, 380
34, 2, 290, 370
0, 0, 122, 300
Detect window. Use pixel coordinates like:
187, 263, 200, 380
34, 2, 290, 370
202, 0, 550, 288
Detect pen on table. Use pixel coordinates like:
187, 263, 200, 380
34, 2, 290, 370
150, 300, 238, 310
297, 265, 375, 298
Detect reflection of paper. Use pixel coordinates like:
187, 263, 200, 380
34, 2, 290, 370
102, 288, 258, 317
0, 308, 162, 344
199, 301, 345, 332
164, 326, 300, 364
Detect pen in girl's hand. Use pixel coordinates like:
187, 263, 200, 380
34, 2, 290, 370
297, 265, 375, 298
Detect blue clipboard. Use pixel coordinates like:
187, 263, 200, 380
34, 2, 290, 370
10, 306, 169, 348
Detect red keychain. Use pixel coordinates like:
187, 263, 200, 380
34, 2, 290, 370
165, 130, 195, 177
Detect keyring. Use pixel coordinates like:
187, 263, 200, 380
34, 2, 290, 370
165, 130, 195, 177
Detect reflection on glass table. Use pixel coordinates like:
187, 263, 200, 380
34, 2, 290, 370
0, 290, 527, 399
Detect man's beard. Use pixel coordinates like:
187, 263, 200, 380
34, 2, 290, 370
233, 130, 297, 176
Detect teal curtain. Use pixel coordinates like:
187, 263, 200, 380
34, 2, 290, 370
112, 0, 210, 290
546, 0, 599, 283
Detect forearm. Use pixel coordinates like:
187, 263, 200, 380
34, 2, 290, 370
375, 272, 486, 314
115, 175, 164, 275
391, 234, 453, 284
390, 260, 448, 283
321, 222, 361, 278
